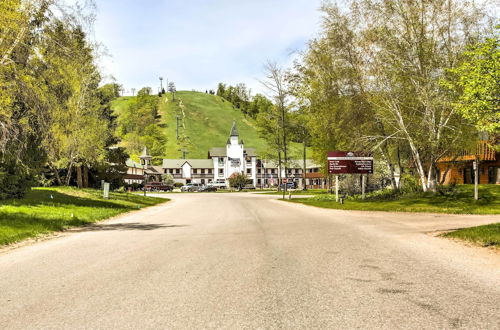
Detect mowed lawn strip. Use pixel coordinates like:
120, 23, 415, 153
0, 187, 167, 246
442, 223, 500, 249
285, 185, 500, 215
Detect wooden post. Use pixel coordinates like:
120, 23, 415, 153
335, 175, 339, 202
362, 175, 366, 200
474, 156, 479, 200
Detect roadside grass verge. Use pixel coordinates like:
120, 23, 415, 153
259, 189, 328, 195
441, 223, 500, 248
285, 185, 500, 215
0, 187, 167, 246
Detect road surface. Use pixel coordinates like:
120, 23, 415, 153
0, 193, 499, 329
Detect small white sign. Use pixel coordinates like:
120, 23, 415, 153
103, 182, 110, 199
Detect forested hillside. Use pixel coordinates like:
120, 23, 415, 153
113, 91, 270, 159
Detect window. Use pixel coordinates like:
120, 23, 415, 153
257, 179, 261, 184
176, 169, 180, 174
247, 168, 251, 174
208, 169, 212, 174
201, 169, 205, 174
257, 169, 261, 174
170, 169, 174, 174
164, 169, 167, 174
271, 169, 276, 174
218, 158, 224, 166
219, 169, 224, 174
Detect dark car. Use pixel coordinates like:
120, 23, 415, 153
279, 182, 297, 190
146, 182, 173, 192
200, 184, 217, 192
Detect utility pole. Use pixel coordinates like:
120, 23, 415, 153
159, 77, 163, 93
179, 148, 189, 159
176, 115, 180, 140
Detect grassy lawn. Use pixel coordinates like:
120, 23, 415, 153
442, 223, 500, 248
286, 185, 500, 215
0, 187, 167, 246
259, 189, 328, 195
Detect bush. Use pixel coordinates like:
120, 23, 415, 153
0, 163, 34, 200
174, 182, 183, 188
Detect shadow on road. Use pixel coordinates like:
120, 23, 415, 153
73, 222, 188, 232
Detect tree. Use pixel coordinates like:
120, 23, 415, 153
228, 172, 247, 190
447, 26, 499, 143
292, 0, 491, 192
260, 61, 291, 186
168, 82, 176, 101
161, 173, 175, 187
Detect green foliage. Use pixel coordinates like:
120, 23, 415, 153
115, 89, 166, 162
161, 174, 175, 186
228, 172, 248, 189
446, 26, 500, 137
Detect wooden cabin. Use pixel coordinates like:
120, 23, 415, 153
437, 141, 499, 185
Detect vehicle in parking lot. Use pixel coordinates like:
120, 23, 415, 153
279, 182, 297, 190
145, 182, 174, 192
181, 183, 202, 192
199, 184, 217, 192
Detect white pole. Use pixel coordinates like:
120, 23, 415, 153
335, 175, 339, 202
362, 175, 366, 200
474, 157, 479, 200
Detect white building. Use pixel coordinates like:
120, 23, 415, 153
126, 122, 326, 188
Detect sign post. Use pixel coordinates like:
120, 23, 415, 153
328, 151, 374, 202
103, 182, 110, 199
335, 175, 339, 202
474, 157, 479, 201
361, 175, 366, 200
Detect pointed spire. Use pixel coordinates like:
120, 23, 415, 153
140, 146, 150, 157
230, 121, 238, 137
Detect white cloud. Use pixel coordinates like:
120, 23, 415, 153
94, 0, 323, 94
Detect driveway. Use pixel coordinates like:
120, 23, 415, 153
0, 193, 498, 329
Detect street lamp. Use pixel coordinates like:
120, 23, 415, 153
159, 77, 164, 93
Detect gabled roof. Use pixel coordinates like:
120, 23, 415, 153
230, 121, 238, 136
244, 148, 256, 157
126, 159, 144, 169
162, 159, 214, 169
261, 159, 321, 169
209, 147, 227, 157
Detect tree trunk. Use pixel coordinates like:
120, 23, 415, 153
65, 162, 73, 186
378, 146, 397, 190
303, 139, 307, 190
76, 166, 83, 188
277, 151, 282, 191
52, 165, 63, 186
83, 165, 89, 188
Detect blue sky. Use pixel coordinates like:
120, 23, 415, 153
93, 0, 323, 95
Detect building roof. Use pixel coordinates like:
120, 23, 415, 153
261, 159, 321, 169
162, 159, 214, 169
244, 148, 257, 157
145, 166, 163, 174
230, 121, 239, 136
126, 159, 144, 169
209, 147, 227, 157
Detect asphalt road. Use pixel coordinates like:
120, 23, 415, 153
1, 193, 499, 329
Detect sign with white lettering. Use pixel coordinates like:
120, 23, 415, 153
327, 151, 373, 174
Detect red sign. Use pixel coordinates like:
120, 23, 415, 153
282, 178, 288, 183
328, 151, 373, 174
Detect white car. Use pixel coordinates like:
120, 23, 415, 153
180, 183, 201, 192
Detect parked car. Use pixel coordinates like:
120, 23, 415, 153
199, 184, 217, 192
181, 183, 202, 192
279, 182, 297, 190
145, 182, 173, 192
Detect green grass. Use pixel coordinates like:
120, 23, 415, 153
112, 91, 306, 159
0, 187, 167, 246
286, 185, 500, 215
442, 223, 500, 248
159, 91, 269, 158
259, 189, 329, 195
